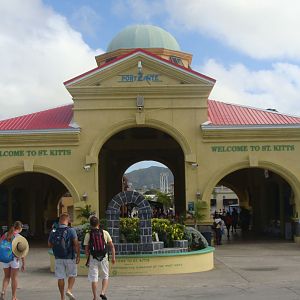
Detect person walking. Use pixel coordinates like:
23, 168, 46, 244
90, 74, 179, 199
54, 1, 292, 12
224, 212, 233, 239
212, 214, 225, 245
48, 213, 80, 300
0, 221, 29, 300
84, 216, 116, 300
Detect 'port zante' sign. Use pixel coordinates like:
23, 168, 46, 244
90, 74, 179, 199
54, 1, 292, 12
118, 73, 161, 82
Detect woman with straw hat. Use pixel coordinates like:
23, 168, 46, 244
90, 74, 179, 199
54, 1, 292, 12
0, 221, 29, 300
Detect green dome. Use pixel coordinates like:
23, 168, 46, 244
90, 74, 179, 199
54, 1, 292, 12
107, 25, 181, 52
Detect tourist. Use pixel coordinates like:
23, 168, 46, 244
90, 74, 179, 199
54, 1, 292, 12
84, 216, 116, 300
212, 215, 225, 245
48, 213, 80, 300
231, 208, 239, 233
224, 212, 233, 239
0, 221, 29, 300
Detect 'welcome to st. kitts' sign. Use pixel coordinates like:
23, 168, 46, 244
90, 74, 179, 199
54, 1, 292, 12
0, 149, 71, 157
211, 144, 295, 153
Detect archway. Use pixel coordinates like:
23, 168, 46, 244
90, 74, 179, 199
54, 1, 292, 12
0, 172, 73, 239
98, 127, 185, 217
213, 168, 294, 239
123, 160, 174, 218
105, 190, 164, 254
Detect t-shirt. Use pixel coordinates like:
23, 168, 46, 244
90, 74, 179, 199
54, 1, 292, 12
48, 224, 78, 259
83, 229, 112, 246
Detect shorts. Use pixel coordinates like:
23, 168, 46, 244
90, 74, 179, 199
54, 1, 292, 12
88, 257, 109, 282
55, 259, 77, 279
2, 257, 20, 269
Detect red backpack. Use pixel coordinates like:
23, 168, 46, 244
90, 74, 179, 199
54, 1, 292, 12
89, 228, 107, 261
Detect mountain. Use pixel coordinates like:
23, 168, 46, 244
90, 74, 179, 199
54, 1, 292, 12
125, 166, 174, 190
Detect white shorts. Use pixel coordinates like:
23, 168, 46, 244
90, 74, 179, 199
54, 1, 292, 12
88, 257, 109, 282
2, 257, 20, 269
55, 259, 77, 279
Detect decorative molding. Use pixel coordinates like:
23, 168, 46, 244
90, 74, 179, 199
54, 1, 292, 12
135, 112, 145, 124
201, 127, 300, 142
0, 132, 80, 146
23, 159, 34, 172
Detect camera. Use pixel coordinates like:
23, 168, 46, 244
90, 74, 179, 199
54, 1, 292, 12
83, 164, 91, 171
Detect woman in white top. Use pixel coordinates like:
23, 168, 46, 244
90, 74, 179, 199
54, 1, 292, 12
0, 221, 25, 300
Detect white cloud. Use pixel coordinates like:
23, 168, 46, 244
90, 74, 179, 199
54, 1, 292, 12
199, 60, 300, 115
0, 0, 101, 120
164, 0, 300, 60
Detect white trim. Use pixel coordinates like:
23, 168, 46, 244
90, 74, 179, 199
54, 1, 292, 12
65, 51, 215, 87
0, 128, 80, 135
201, 124, 300, 130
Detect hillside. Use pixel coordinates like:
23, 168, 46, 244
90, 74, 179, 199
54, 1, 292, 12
125, 166, 174, 190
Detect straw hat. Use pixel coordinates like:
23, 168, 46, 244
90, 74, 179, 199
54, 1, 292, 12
12, 236, 29, 258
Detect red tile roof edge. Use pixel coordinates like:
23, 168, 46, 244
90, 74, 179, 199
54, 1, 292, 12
1, 100, 300, 132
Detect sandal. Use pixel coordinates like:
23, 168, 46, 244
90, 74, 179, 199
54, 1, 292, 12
100, 295, 107, 300
0, 292, 4, 300
66, 291, 76, 300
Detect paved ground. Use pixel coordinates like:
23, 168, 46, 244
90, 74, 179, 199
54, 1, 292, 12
1, 237, 300, 300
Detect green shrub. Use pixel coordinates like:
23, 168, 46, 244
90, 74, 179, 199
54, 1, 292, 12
151, 218, 185, 247
120, 218, 140, 243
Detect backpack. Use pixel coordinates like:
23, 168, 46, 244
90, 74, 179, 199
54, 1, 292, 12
89, 228, 107, 261
0, 234, 14, 263
51, 227, 73, 259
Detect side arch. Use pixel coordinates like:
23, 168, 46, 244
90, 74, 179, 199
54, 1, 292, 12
202, 160, 300, 212
0, 165, 80, 203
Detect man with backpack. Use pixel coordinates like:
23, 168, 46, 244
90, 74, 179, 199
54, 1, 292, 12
84, 216, 116, 300
48, 213, 80, 300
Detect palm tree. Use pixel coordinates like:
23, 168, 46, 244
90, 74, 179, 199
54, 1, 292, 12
77, 205, 95, 223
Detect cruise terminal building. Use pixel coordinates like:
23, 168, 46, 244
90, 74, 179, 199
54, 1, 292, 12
1, 25, 300, 242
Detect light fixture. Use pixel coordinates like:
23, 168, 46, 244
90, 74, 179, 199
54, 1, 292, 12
83, 164, 91, 171
82, 192, 88, 201
264, 169, 269, 179
190, 162, 198, 169
196, 191, 201, 199
136, 95, 144, 111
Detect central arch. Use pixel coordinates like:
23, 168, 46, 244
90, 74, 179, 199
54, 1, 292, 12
98, 126, 186, 216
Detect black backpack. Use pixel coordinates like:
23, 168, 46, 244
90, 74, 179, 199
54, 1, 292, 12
52, 227, 73, 259
89, 228, 107, 261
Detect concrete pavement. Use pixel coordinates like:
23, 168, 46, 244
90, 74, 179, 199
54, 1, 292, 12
1, 239, 300, 300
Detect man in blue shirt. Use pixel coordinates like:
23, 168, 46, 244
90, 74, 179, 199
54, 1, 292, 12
48, 213, 80, 300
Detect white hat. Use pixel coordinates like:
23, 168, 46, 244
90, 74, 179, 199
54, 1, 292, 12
12, 236, 29, 258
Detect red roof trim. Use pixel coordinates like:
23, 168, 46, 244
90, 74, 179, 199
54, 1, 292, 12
0, 104, 74, 131
63, 48, 216, 86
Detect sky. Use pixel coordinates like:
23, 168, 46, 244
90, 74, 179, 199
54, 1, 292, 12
1, 0, 300, 170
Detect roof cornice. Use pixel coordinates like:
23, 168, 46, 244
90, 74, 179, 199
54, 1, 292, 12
0, 129, 80, 146
201, 124, 300, 130
64, 48, 216, 87
201, 124, 300, 142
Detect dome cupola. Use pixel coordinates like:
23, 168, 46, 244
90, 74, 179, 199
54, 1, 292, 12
107, 25, 181, 52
